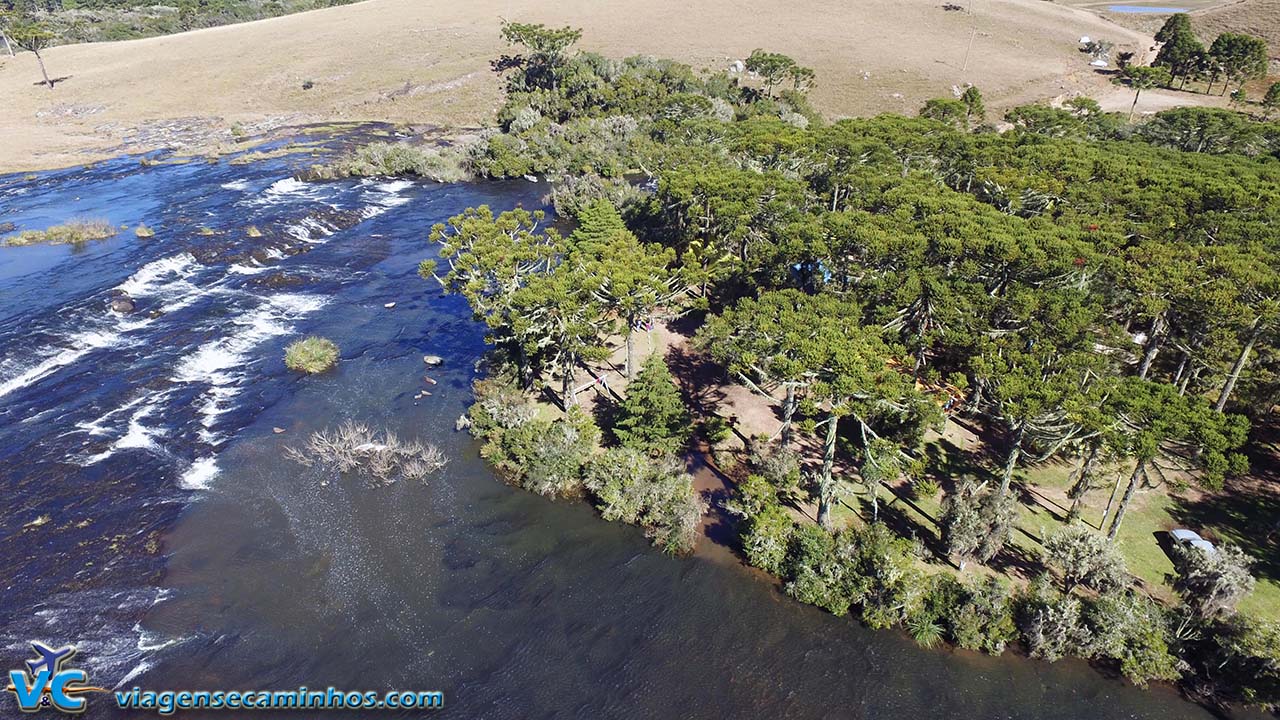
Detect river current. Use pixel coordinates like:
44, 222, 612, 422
0, 137, 1244, 719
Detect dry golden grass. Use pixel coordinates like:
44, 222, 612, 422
3, 218, 118, 246
0, 0, 1157, 173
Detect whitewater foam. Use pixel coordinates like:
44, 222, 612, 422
0, 328, 128, 400
171, 293, 329, 440
180, 457, 220, 490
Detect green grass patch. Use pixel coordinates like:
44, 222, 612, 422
307, 142, 471, 183
284, 337, 339, 374
3, 219, 118, 247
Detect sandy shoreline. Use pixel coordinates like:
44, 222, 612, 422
0, 0, 1167, 174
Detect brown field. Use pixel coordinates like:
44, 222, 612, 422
1063, 0, 1280, 59
1193, 0, 1280, 56
0, 0, 1158, 173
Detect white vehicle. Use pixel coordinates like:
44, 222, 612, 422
1170, 528, 1217, 555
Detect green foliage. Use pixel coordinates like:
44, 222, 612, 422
2, 218, 116, 246
947, 577, 1017, 654
941, 480, 1015, 567
283, 336, 339, 374
319, 142, 471, 182
1208, 32, 1269, 92
583, 447, 703, 554
1207, 615, 1280, 709
1017, 574, 1091, 662
1083, 592, 1181, 687
1042, 524, 1130, 594
1172, 543, 1256, 620
613, 353, 691, 454
740, 503, 794, 574
919, 97, 968, 129
494, 407, 600, 498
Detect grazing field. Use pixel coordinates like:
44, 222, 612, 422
0, 0, 1153, 172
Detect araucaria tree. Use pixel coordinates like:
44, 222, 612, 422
612, 353, 691, 455
8, 17, 55, 89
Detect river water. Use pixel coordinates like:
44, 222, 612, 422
0, 138, 1243, 719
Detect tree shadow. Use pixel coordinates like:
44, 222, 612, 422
665, 344, 728, 416
32, 75, 73, 87
1168, 480, 1280, 583
922, 437, 989, 494
987, 541, 1044, 582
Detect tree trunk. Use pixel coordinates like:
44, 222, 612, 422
1067, 444, 1100, 522
780, 382, 798, 447
1137, 312, 1164, 379
998, 421, 1026, 497
1107, 460, 1145, 541
625, 322, 637, 379
561, 356, 575, 408
817, 414, 839, 529
1, 32, 13, 58
1214, 329, 1258, 413
34, 50, 53, 89
1129, 89, 1141, 122
869, 479, 879, 523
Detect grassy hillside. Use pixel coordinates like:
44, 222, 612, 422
0, 0, 1152, 172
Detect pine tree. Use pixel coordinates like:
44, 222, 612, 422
613, 353, 691, 454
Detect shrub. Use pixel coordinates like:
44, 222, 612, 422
947, 576, 1017, 655
1017, 575, 1092, 662
583, 447, 704, 553
322, 142, 472, 182
3, 218, 117, 247
1042, 524, 1130, 594
1172, 543, 1256, 621
284, 336, 339, 374
1082, 592, 1181, 687
495, 407, 600, 498
784, 524, 854, 616
740, 503, 793, 574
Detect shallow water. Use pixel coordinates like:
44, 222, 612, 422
1106, 5, 1188, 13
0, 140, 1251, 719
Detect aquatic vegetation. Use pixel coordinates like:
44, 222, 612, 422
284, 421, 447, 487
134, 224, 155, 238
2, 218, 118, 247
311, 142, 471, 183
284, 336, 339, 374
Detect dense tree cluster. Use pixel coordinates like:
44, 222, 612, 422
419, 24, 1279, 708
0, 0, 358, 44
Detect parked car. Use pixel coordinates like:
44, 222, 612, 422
1170, 528, 1217, 555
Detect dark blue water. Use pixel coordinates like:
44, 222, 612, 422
0, 143, 1241, 719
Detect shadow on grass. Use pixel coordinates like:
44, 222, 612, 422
1168, 481, 1280, 583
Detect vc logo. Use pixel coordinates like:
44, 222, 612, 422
6, 642, 107, 714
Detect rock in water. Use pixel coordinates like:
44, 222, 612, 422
384, 302, 396, 309
423, 355, 443, 366
110, 297, 136, 314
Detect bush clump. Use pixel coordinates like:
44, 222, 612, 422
3, 218, 117, 247
284, 336, 339, 374
315, 142, 472, 183
583, 447, 705, 554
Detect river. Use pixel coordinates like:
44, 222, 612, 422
0, 135, 1245, 719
